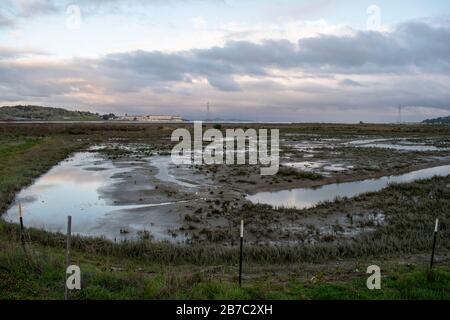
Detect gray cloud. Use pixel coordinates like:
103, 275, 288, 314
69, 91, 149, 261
17, 0, 59, 17
0, 47, 47, 59
192, 21, 450, 75
340, 79, 364, 87
295, 21, 450, 73
207, 75, 241, 92
1, 19, 450, 121
2, 0, 225, 19
0, 14, 13, 28
0, 6, 15, 28
1, 0, 59, 18
89, 20, 450, 92
99, 49, 245, 91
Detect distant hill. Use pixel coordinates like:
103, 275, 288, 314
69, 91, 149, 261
0, 105, 115, 121
422, 116, 450, 125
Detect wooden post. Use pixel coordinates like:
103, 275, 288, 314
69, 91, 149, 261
65, 216, 72, 300
18, 204, 26, 250
430, 218, 438, 269
239, 219, 244, 287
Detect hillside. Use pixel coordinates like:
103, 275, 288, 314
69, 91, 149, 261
0, 105, 111, 121
422, 116, 450, 124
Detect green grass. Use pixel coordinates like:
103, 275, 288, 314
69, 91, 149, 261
0, 137, 43, 159
1, 241, 449, 299
296, 269, 450, 300
277, 167, 323, 180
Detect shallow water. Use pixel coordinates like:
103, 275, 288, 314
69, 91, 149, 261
360, 143, 443, 151
151, 155, 198, 188
2, 151, 189, 242
247, 165, 450, 209
346, 138, 447, 151
282, 161, 353, 173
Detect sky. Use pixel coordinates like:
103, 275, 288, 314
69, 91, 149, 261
1, 0, 450, 122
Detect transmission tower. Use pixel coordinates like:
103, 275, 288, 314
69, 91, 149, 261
397, 104, 402, 124
206, 101, 210, 121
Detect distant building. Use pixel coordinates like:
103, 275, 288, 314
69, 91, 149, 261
118, 114, 184, 122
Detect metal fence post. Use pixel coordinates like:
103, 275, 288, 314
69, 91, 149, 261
65, 216, 72, 300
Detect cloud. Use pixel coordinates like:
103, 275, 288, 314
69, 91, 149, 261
15, 0, 59, 17
293, 21, 450, 73
1, 0, 59, 18
99, 48, 247, 91
0, 7, 15, 28
0, 11, 14, 28
0, 46, 47, 59
1, 19, 450, 121
208, 21, 450, 75
2, 0, 225, 19
207, 75, 241, 92
340, 79, 364, 87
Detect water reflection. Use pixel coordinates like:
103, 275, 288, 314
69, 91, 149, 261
247, 165, 450, 209
361, 143, 443, 151
2, 152, 185, 241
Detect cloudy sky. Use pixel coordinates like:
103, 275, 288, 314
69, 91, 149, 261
1, 0, 450, 122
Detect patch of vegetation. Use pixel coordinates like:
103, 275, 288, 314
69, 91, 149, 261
0, 136, 42, 160
1, 241, 449, 299
0, 105, 115, 121
422, 116, 450, 125
277, 167, 323, 180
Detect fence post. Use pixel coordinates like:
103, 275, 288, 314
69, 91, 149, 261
430, 218, 438, 269
239, 219, 244, 288
65, 216, 72, 300
18, 204, 26, 251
